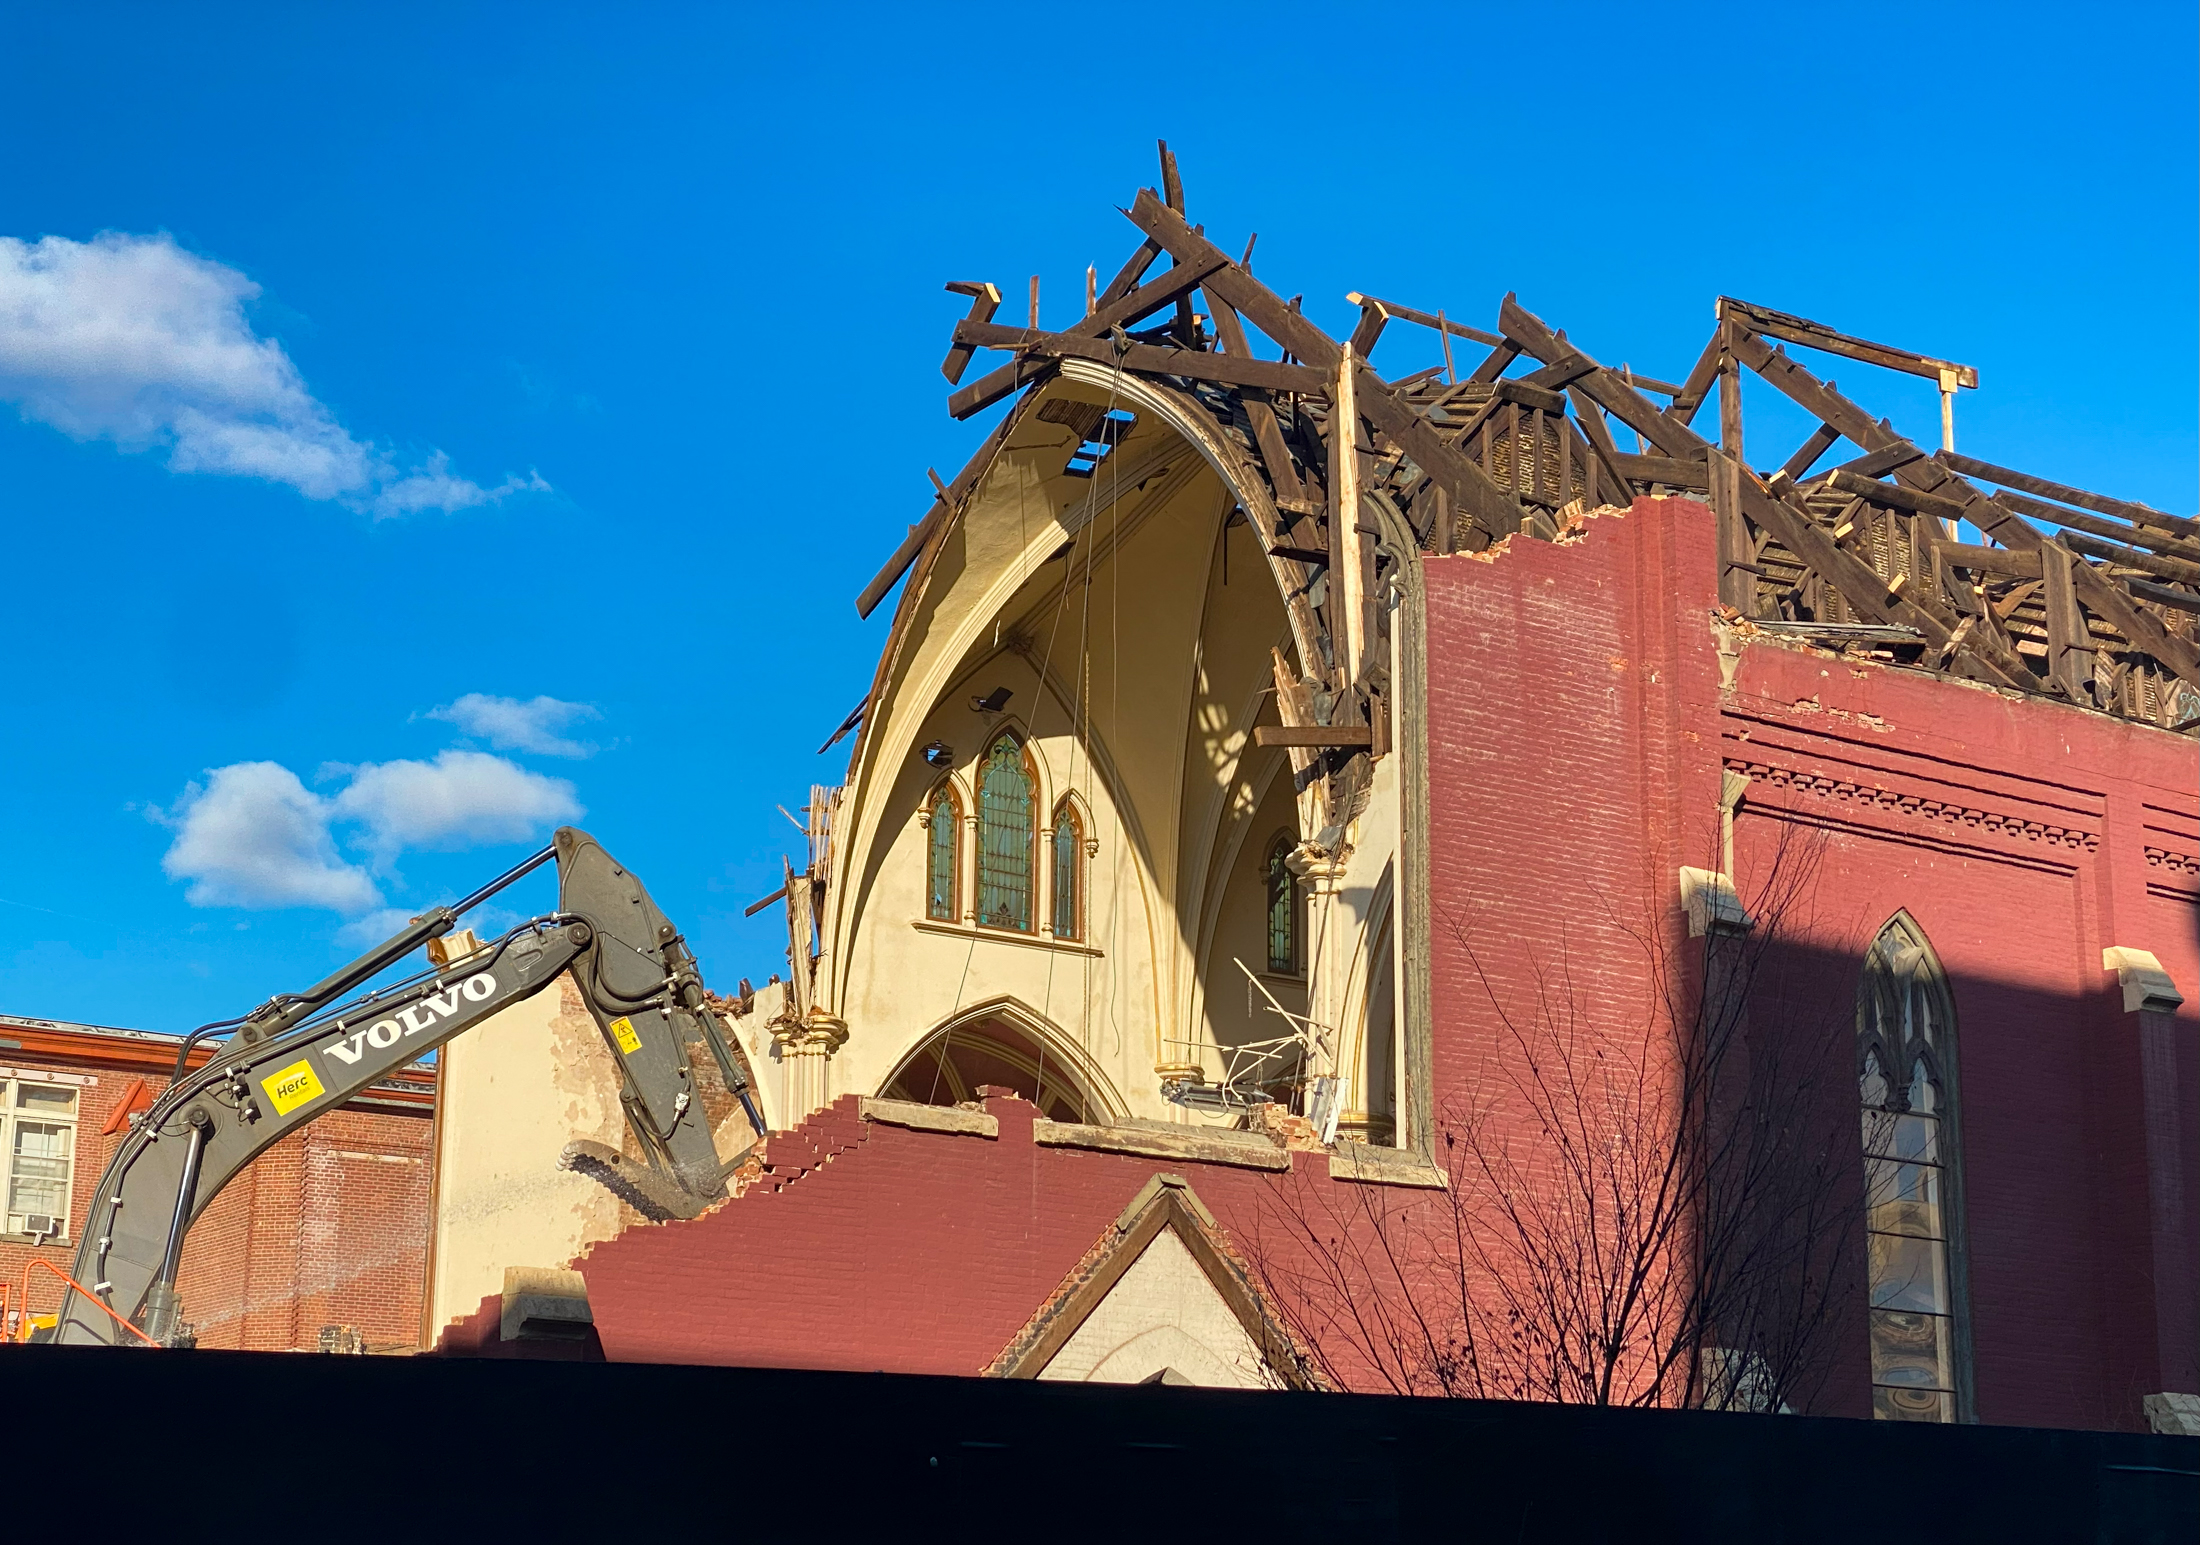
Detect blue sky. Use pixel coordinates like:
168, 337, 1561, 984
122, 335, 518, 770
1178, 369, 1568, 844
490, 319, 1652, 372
1, 3, 2192, 1033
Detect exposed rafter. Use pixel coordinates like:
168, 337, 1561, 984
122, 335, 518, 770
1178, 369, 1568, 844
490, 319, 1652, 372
859, 146, 2199, 741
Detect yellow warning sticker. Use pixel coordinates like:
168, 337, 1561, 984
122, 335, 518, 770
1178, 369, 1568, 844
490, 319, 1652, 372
609, 1016, 641, 1055
261, 1059, 326, 1116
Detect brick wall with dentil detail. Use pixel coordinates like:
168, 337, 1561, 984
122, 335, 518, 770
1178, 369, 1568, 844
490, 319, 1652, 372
1415, 495, 2197, 1430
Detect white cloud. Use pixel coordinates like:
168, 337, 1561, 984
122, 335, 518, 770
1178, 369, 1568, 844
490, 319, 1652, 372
336, 898, 527, 949
157, 752, 579, 918
0, 231, 547, 516
335, 907, 423, 947
332, 750, 582, 863
155, 762, 381, 912
425, 692, 601, 757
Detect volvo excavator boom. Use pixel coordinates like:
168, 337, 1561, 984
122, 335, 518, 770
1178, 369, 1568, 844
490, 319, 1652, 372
52, 827, 763, 1347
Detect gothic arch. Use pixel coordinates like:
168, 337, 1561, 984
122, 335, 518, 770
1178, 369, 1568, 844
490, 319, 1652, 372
1857, 910, 1972, 1423
878, 996, 1129, 1125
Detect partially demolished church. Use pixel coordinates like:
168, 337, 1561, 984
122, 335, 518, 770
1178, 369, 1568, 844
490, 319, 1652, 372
431, 152, 2198, 1435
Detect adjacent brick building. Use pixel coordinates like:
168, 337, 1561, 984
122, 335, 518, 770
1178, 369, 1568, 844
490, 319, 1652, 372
0, 1012, 434, 1351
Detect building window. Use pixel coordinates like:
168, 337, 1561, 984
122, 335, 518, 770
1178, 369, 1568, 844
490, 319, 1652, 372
925, 783, 961, 922
976, 734, 1035, 931
3, 1078, 80, 1238
1859, 915, 1966, 1423
1051, 801, 1083, 941
1266, 834, 1298, 974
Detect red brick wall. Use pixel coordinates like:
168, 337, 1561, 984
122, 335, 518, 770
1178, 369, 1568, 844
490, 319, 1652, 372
439, 495, 2196, 1432
1720, 623, 2199, 1429
0, 1035, 432, 1351
177, 1107, 433, 1352
1417, 495, 2199, 1431
437, 1093, 1368, 1380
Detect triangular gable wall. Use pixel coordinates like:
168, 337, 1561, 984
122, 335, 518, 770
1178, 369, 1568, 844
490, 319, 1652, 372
986, 1172, 1319, 1389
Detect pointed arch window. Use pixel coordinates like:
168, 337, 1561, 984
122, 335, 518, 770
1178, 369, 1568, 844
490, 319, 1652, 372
1050, 800, 1084, 942
976, 734, 1035, 932
1266, 834, 1298, 975
1859, 915, 1967, 1423
925, 783, 961, 922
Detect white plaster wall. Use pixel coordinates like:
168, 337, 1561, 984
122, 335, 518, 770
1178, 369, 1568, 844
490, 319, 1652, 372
1310, 752, 1403, 1138
1035, 1228, 1270, 1388
425, 973, 630, 1335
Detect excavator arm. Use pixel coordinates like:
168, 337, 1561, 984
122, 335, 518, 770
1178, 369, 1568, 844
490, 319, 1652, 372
53, 827, 762, 1347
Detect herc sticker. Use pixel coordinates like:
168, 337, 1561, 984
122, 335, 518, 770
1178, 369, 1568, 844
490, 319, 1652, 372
261, 1059, 326, 1116
609, 1016, 642, 1055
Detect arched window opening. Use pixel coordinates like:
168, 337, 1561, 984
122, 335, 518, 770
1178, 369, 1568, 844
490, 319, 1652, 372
881, 1018, 1097, 1124
976, 734, 1035, 932
1050, 801, 1083, 942
1859, 916, 1966, 1423
1265, 835, 1298, 975
925, 784, 960, 922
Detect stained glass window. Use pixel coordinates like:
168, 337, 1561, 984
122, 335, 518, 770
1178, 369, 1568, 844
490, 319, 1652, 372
1051, 802, 1082, 941
926, 784, 959, 922
976, 735, 1034, 931
1860, 916, 1964, 1422
1266, 835, 1297, 974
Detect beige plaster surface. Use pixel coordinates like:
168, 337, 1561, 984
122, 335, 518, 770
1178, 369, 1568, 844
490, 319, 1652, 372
1034, 1227, 1271, 1388
425, 973, 629, 1336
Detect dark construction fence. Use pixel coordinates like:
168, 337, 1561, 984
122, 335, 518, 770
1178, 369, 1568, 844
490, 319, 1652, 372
10, 1346, 2191, 1540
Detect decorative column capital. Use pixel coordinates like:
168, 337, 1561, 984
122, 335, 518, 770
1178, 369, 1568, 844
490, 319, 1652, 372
771, 1012, 849, 1057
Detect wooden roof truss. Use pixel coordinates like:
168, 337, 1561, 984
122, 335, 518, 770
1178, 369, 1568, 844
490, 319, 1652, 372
864, 146, 2200, 812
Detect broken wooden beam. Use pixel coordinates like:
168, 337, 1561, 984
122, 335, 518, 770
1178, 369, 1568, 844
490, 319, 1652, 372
1122, 190, 1525, 541
1345, 294, 1390, 357
1717, 297, 1978, 390
1342, 294, 1505, 349
2127, 575, 2200, 616
950, 320, 1327, 396
1095, 239, 1162, 310
940, 281, 1003, 386
1726, 325, 2200, 685
2040, 539, 2093, 700
1940, 451, 2200, 542
1609, 451, 1712, 490
1990, 490, 2200, 565
1820, 467, 1969, 523
1777, 422, 1843, 483
1498, 295, 1708, 465
1209, 295, 1311, 512
1666, 332, 1726, 426
2057, 529, 2200, 588
1938, 542, 2043, 578
947, 249, 1232, 419
816, 695, 869, 755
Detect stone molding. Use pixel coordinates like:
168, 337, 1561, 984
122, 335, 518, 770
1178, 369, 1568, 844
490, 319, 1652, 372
858, 1096, 998, 1138
1678, 867, 1752, 938
1327, 1142, 1447, 1189
2102, 947, 2186, 1015
1725, 756, 2099, 852
1032, 1118, 1292, 1172
2143, 1391, 2200, 1436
